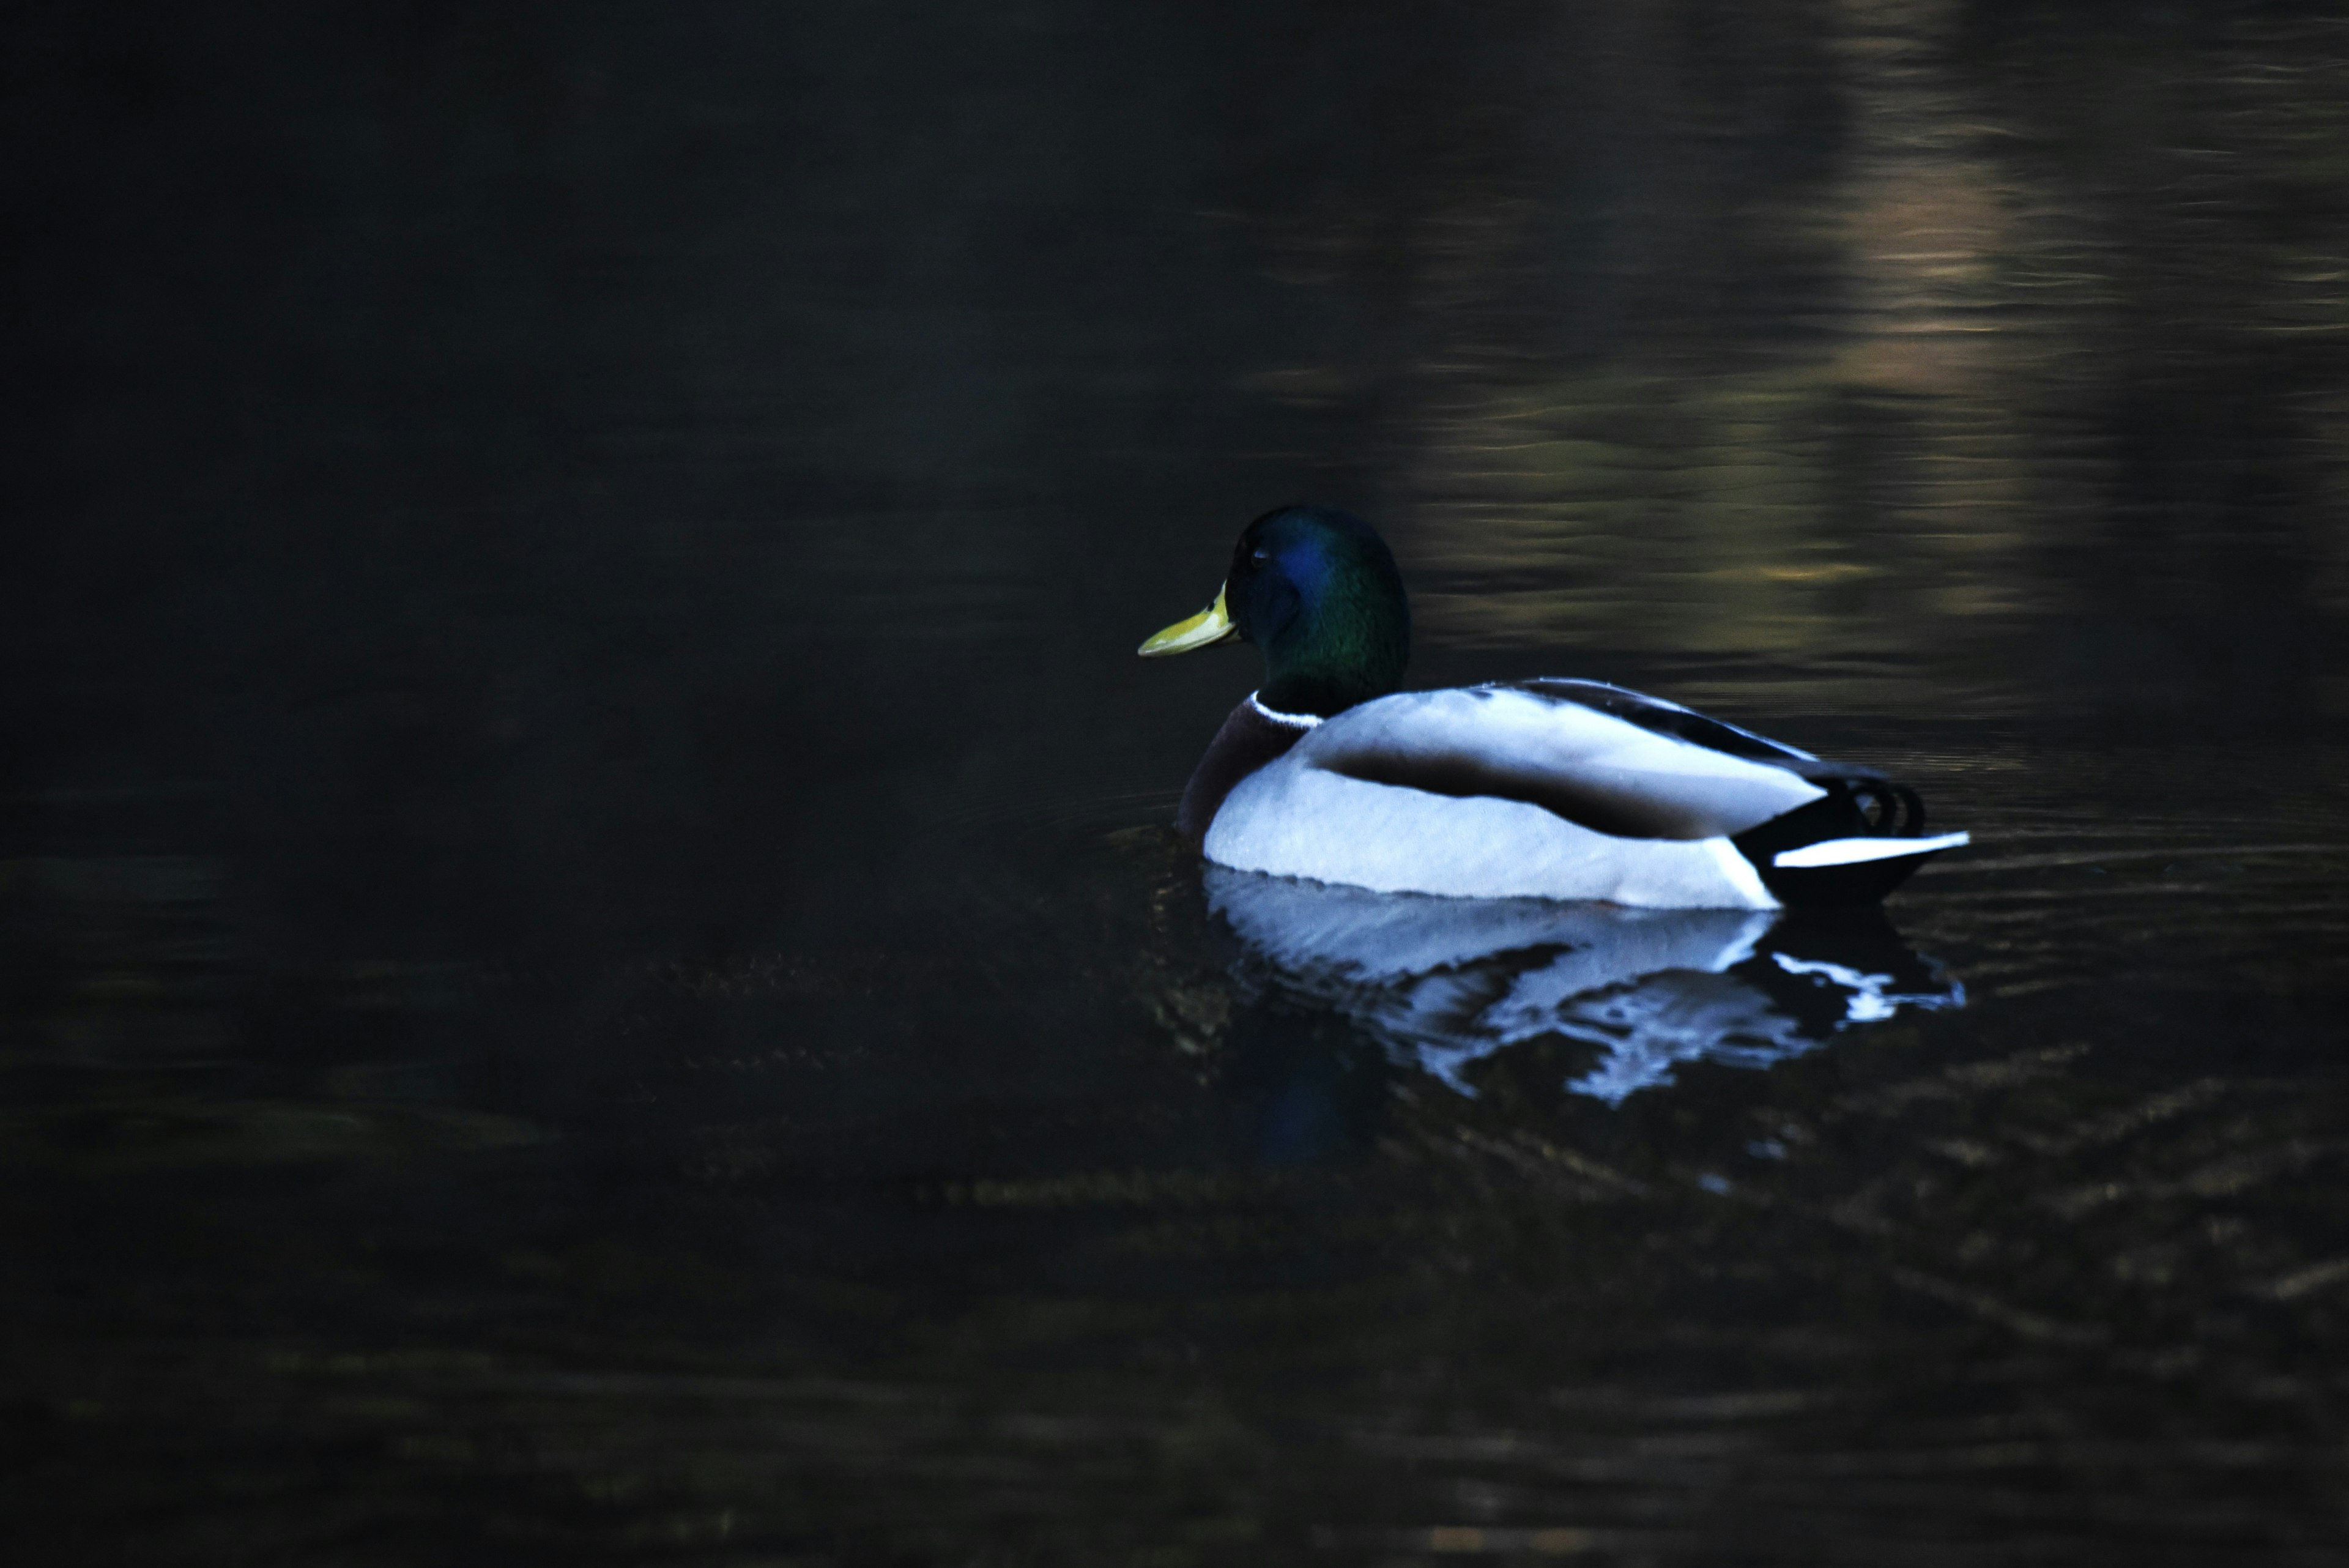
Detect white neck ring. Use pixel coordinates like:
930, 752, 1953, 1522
1249, 692, 1321, 729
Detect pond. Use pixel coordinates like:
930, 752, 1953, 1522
7, 4, 2349, 1562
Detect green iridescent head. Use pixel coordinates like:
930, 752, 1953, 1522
1138, 505, 1411, 718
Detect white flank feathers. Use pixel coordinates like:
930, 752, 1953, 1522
1200, 687, 1833, 908
1204, 765, 1781, 908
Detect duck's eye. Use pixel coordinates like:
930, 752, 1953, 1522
1250, 547, 1271, 565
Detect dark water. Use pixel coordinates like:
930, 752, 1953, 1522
9, 4, 2349, 1562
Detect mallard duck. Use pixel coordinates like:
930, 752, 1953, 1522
1139, 505, 1967, 909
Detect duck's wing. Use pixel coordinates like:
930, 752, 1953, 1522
1502, 679, 1833, 774
1293, 685, 1830, 841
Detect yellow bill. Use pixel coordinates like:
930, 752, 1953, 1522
1137, 584, 1241, 656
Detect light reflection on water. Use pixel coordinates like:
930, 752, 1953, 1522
1205, 866, 1964, 1101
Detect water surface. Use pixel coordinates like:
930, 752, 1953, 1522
7, 4, 2349, 1562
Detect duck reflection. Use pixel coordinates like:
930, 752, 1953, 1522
1204, 866, 1962, 1102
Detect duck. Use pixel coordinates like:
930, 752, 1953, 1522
1138, 505, 1968, 910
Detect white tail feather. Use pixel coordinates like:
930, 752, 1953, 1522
1774, 831, 1971, 869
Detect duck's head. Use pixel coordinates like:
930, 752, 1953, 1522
1138, 505, 1410, 718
